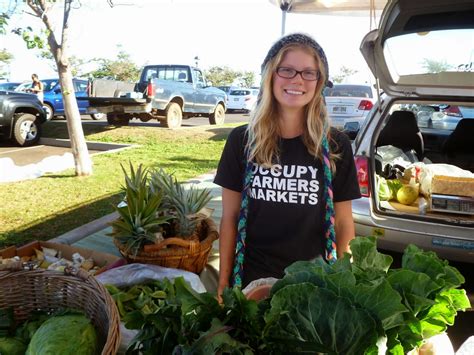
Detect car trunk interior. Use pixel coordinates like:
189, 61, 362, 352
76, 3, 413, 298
371, 99, 474, 225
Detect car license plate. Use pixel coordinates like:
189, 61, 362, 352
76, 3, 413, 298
234, 98, 239, 101
333, 106, 346, 113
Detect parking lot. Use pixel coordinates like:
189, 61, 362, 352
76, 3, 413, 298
0, 112, 250, 167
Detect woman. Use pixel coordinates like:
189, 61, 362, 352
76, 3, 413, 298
214, 33, 361, 294
29, 74, 44, 103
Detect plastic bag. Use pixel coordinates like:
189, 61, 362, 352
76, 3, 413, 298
95, 263, 206, 293
242, 277, 279, 296
403, 162, 474, 197
96, 263, 207, 354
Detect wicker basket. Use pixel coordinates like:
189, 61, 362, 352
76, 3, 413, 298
0, 265, 120, 355
114, 217, 219, 274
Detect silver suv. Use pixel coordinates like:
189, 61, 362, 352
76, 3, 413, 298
352, 0, 474, 264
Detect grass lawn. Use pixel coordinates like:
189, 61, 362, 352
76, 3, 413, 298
0, 121, 242, 248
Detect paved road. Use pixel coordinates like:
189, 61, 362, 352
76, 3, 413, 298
0, 112, 250, 165
75, 111, 250, 127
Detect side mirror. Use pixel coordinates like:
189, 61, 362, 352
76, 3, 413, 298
54, 88, 61, 94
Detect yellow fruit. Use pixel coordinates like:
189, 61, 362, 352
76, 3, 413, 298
397, 185, 419, 205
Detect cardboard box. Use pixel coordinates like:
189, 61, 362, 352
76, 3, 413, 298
431, 175, 474, 198
0, 241, 123, 275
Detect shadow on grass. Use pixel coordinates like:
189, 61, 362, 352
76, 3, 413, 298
207, 127, 237, 141
1, 192, 123, 248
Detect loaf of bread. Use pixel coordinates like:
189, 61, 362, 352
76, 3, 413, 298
431, 175, 474, 198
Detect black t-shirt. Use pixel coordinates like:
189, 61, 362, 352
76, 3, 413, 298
214, 125, 361, 287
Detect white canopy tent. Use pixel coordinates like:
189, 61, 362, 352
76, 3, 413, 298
269, 0, 388, 35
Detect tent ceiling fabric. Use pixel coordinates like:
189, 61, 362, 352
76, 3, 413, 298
269, 0, 388, 16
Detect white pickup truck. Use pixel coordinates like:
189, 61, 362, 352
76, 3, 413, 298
84, 64, 227, 129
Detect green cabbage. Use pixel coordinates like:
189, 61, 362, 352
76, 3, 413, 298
25, 314, 98, 355
377, 177, 403, 201
377, 176, 392, 201
0, 336, 27, 355
387, 179, 403, 199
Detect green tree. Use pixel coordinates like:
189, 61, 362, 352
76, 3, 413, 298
204, 66, 239, 86
332, 66, 358, 84
240, 71, 256, 88
422, 58, 451, 73
3, 0, 97, 176
0, 48, 14, 78
88, 48, 140, 82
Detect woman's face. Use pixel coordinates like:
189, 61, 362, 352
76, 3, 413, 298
272, 48, 319, 112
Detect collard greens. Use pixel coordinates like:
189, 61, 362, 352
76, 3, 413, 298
114, 237, 470, 355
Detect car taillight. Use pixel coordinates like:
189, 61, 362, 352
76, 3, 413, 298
358, 100, 373, 111
146, 81, 155, 98
354, 155, 370, 197
442, 105, 462, 117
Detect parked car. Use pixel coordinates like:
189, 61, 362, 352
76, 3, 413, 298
0, 90, 47, 146
414, 104, 474, 131
16, 78, 104, 121
351, 0, 474, 264
324, 84, 376, 129
226, 88, 259, 113
0, 82, 23, 91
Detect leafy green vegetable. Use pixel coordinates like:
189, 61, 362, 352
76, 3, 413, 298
386, 179, 403, 199
106, 237, 470, 355
377, 176, 392, 201
264, 283, 378, 354
0, 336, 27, 355
0, 308, 15, 337
25, 314, 98, 355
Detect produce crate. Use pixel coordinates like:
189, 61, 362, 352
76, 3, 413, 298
0, 241, 124, 275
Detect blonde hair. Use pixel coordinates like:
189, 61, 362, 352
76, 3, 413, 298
246, 43, 338, 171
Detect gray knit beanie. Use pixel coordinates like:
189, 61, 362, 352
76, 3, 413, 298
261, 32, 331, 87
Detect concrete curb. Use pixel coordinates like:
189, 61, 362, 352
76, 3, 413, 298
51, 211, 119, 245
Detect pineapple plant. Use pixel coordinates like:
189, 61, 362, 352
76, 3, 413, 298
150, 168, 212, 239
109, 162, 170, 255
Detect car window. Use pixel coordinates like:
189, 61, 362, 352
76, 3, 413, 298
42, 79, 59, 92
144, 67, 158, 81
74, 80, 88, 93
393, 103, 474, 132
229, 90, 250, 96
384, 29, 473, 77
324, 85, 372, 98
193, 69, 205, 86
151, 66, 192, 82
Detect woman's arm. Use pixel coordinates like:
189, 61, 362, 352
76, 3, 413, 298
334, 200, 355, 258
217, 187, 242, 299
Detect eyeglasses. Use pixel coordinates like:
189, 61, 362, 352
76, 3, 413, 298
276, 67, 320, 81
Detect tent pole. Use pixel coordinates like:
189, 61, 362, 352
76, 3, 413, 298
281, 10, 287, 36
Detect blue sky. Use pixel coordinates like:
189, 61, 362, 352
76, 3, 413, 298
1, 0, 378, 84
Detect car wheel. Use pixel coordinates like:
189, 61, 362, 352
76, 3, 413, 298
13, 113, 42, 147
163, 102, 183, 129
90, 113, 104, 120
209, 103, 225, 125
106, 113, 130, 126
43, 104, 54, 121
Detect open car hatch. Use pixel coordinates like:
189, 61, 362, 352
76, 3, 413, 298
360, 0, 474, 98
